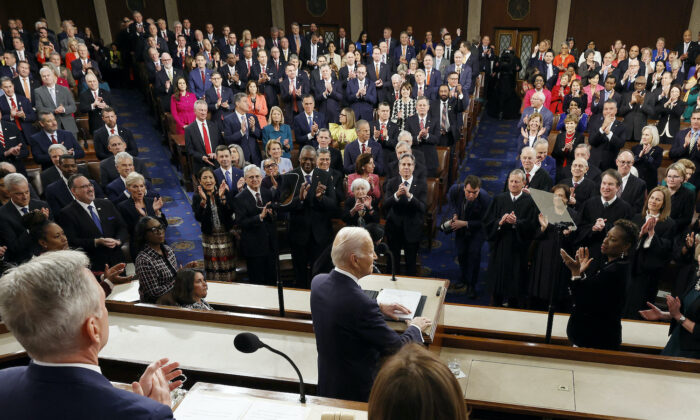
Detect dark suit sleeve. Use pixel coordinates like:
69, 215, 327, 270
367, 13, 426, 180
354, 294, 422, 355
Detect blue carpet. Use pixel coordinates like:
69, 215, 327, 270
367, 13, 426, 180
419, 115, 519, 305
111, 89, 203, 265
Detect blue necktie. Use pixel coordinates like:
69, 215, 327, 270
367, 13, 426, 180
21, 207, 28, 214
308, 115, 313, 129
88, 205, 103, 235
305, 174, 312, 184
403, 181, 409, 187
225, 170, 232, 190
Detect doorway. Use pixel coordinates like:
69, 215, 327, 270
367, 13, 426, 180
494, 28, 539, 79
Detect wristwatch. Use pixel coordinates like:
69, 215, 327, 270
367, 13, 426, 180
679, 315, 687, 324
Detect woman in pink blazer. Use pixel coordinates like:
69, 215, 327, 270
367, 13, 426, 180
170, 76, 197, 134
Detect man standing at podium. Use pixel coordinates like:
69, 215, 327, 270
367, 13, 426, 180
0, 250, 182, 419
310, 227, 432, 402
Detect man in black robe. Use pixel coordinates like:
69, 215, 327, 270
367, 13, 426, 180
483, 169, 537, 307
504, 146, 552, 192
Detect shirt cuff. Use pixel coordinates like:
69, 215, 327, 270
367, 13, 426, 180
409, 324, 424, 342
307, 133, 313, 140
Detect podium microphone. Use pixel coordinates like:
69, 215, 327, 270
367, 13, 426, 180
233, 332, 306, 403
375, 242, 396, 281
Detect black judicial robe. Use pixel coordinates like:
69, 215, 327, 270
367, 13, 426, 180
670, 187, 695, 232
561, 177, 596, 212
483, 192, 537, 299
502, 168, 553, 192
576, 196, 633, 270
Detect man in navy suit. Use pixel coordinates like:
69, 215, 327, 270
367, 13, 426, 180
314, 64, 343, 124
250, 49, 278, 107
213, 145, 244, 195
517, 92, 554, 137
45, 155, 104, 216
288, 22, 303, 57
0, 173, 50, 264
310, 226, 430, 401
292, 94, 328, 147
104, 152, 154, 204
153, 53, 185, 112
444, 50, 473, 93
367, 48, 391, 103
0, 111, 28, 174
537, 51, 559, 90
12, 62, 39, 104
430, 84, 465, 147
343, 120, 384, 175
236, 46, 256, 85
0, 250, 180, 419
280, 63, 309, 124
393, 31, 416, 69
405, 97, 440, 177
0, 76, 37, 142
188, 54, 212, 98
94, 108, 139, 161
669, 109, 700, 164
422, 55, 442, 89
78, 73, 114, 134
185, 101, 222, 174
204, 71, 234, 129
30, 113, 85, 169
223, 93, 263, 165
346, 65, 377, 122
588, 100, 627, 170
71, 44, 102, 85
411, 69, 435, 100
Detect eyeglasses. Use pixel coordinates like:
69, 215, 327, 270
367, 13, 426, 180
617, 160, 633, 166
264, 163, 278, 169
147, 225, 165, 233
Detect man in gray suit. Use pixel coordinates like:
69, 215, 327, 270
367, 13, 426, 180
34, 67, 78, 139
434, 44, 450, 77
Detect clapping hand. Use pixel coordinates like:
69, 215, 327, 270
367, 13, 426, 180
132, 358, 183, 406
299, 182, 311, 200
592, 217, 607, 232
639, 301, 666, 321
560, 247, 593, 276
639, 216, 657, 237
315, 182, 326, 198
103, 263, 133, 285
197, 185, 208, 206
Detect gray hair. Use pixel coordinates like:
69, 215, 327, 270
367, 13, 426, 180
4, 173, 27, 190
317, 148, 331, 157
39, 66, 53, 77
233, 92, 247, 107
48, 143, 68, 154
355, 119, 369, 131
520, 146, 535, 157
642, 125, 660, 147
114, 151, 133, 167
228, 144, 246, 168
243, 164, 260, 177
531, 92, 545, 102
194, 99, 207, 110
124, 171, 145, 188
300, 145, 317, 157
108, 134, 125, 146
0, 250, 101, 360
330, 226, 373, 268
350, 177, 370, 192
533, 138, 549, 148
391, 74, 402, 83
509, 168, 526, 182
397, 130, 413, 144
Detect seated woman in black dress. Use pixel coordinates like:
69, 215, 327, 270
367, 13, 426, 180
157, 268, 214, 311
342, 178, 380, 227
625, 186, 675, 319
560, 219, 639, 350
117, 172, 167, 259
641, 238, 700, 359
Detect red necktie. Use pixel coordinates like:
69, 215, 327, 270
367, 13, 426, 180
540, 53, 544, 60
8, 97, 21, 130
110, 128, 115, 135
51, 134, 57, 144
419, 118, 425, 130
380, 123, 386, 141
395, 91, 399, 100
93, 91, 98, 100
201, 122, 212, 154
341, 39, 344, 50
0, 130, 5, 147
526, 173, 531, 184
247, 60, 251, 74
291, 80, 298, 113
361, 143, 366, 154
217, 88, 221, 99
201, 70, 205, 84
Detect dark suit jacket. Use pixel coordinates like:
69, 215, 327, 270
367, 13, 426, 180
0, 363, 173, 419
214, 167, 244, 192
292, 111, 328, 147
0, 199, 50, 263
93, 125, 139, 161
410, 83, 436, 101
78, 89, 114, 134
404, 114, 439, 176
29, 130, 85, 169
40, 165, 90, 193
587, 116, 627, 170
153, 67, 185, 111
300, 41, 326, 69
12, 77, 40, 103
279, 76, 309, 121
188, 67, 213, 98
233, 187, 277, 257
383, 176, 427, 243
310, 269, 423, 401
561, 177, 597, 212
346, 78, 377, 121
447, 184, 491, 253
429, 97, 464, 142
0, 94, 37, 139
551, 132, 585, 178
185, 119, 223, 174
618, 91, 650, 141
70, 58, 101, 83
45, 178, 104, 216
313, 78, 343, 124
619, 174, 647, 213
57, 198, 128, 269
343, 139, 385, 175
99, 156, 150, 187
0, 122, 28, 173
191, 193, 235, 234
222, 113, 262, 165
204, 85, 235, 124
287, 168, 337, 245
371, 119, 400, 153
393, 44, 416, 64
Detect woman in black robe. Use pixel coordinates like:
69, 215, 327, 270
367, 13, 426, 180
528, 185, 578, 311
561, 219, 639, 350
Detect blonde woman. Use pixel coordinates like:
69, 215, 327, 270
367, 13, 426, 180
329, 107, 357, 149
262, 106, 293, 158
262, 139, 292, 174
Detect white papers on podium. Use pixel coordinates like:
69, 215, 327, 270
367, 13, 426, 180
174, 389, 309, 420
376, 289, 422, 320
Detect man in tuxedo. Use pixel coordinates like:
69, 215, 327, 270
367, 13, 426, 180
0, 173, 50, 264
233, 165, 278, 285
346, 65, 377, 121
30, 113, 85, 169
430, 84, 464, 147
669, 109, 700, 164
153, 54, 184, 113
222, 93, 263, 165
1, 76, 37, 142
517, 92, 554, 137
188, 54, 213, 98
94, 109, 139, 161
287, 146, 337, 288
220, 52, 243, 93
372, 102, 400, 163
316, 148, 345, 206
677, 29, 699, 74
367, 49, 390, 102
316, 129, 343, 173
405, 97, 439, 177
447, 176, 491, 298
70, 43, 101, 85
0, 109, 28, 175
615, 150, 647, 212
45, 154, 105, 215
383, 153, 427, 276
310, 226, 430, 402
35, 68, 79, 139
334, 27, 350, 55
204, 71, 234, 130
314, 64, 343, 124
393, 31, 416, 69
589, 100, 627, 170
78, 73, 113, 135
343, 120, 384, 175
591, 75, 621, 116
186, 100, 222, 174
12, 61, 39, 103
280, 63, 308, 123
58, 174, 128, 270
292, 94, 328, 147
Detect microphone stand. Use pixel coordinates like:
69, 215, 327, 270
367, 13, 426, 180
261, 342, 306, 403
544, 221, 574, 344
376, 242, 396, 281
271, 207, 285, 317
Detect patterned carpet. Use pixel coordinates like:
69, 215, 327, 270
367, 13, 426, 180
112, 89, 520, 300
111, 89, 203, 265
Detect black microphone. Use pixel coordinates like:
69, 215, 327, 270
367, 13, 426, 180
233, 332, 306, 403
376, 242, 397, 281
